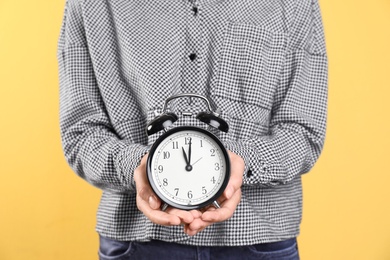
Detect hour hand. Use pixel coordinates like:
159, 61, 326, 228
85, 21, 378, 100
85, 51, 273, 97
182, 147, 193, 171
182, 147, 189, 165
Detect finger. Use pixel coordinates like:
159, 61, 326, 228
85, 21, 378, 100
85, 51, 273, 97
166, 207, 195, 224
134, 153, 183, 226
183, 210, 213, 236
221, 152, 244, 200
185, 218, 211, 236
185, 226, 207, 236
136, 196, 181, 226
202, 188, 241, 223
223, 185, 235, 200
189, 209, 202, 219
134, 160, 161, 210
222, 176, 241, 201
138, 186, 161, 210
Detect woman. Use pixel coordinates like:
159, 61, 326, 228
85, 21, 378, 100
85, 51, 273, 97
58, 0, 327, 259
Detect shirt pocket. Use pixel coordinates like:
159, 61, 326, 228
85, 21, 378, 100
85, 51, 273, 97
212, 22, 287, 112
214, 97, 271, 142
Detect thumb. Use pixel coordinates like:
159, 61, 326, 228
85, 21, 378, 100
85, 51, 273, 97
134, 154, 161, 210
138, 185, 160, 210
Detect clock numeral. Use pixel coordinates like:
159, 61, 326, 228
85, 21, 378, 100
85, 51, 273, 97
202, 186, 207, 195
185, 137, 192, 145
163, 151, 170, 159
215, 163, 220, 171
172, 141, 179, 149
174, 188, 179, 196
211, 176, 216, 184
187, 191, 193, 199
158, 165, 164, 173
210, 149, 216, 156
163, 178, 168, 186
200, 140, 203, 147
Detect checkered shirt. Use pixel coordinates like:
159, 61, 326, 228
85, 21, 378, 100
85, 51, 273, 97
58, 0, 328, 246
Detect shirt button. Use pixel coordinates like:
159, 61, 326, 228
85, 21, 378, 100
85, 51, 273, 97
189, 53, 197, 61
192, 7, 198, 15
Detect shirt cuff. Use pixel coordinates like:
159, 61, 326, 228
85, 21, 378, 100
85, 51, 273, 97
115, 143, 150, 191
224, 139, 270, 186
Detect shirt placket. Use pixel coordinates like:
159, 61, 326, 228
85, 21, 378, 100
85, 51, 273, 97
181, 0, 204, 105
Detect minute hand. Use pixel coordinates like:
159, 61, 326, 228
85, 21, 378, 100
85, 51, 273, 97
188, 139, 192, 165
183, 141, 193, 172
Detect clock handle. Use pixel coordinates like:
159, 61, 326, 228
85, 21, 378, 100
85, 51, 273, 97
146, 93, 229, 135
162, 93, 214, 112
163, 94, 229, 133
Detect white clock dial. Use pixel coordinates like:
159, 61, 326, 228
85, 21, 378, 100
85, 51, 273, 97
147, 127, 230, 210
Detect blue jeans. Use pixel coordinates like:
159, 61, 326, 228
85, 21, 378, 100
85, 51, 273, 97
99, 236, 299, 260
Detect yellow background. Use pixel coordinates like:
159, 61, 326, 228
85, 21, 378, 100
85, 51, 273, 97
0, 0, 389, 259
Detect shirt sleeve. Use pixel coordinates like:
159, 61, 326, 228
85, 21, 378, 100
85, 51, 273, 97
57, 0, 149, 193
225, 0, 328, 186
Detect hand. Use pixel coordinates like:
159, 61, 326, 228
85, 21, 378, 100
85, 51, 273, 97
134, 153, 196, 226
183, 150, 244, 236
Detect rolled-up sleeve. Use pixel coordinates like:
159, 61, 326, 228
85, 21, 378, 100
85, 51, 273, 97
225, 0, 328, 186
57, 0, 148, 193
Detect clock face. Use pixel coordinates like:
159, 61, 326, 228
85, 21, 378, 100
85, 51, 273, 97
147, 126, 230, 210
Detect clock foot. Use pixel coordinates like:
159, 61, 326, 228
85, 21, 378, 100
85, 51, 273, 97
161, 203, 169, 212
212, 201, 221, 209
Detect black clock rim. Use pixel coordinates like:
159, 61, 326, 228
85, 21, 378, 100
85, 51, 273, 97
146, 126, 231, 210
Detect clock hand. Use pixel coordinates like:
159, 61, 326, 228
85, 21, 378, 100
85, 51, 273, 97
182, 145, 193, 172
191, 157, 203, 166
188, 139, 192, 165
182, 147, 189, 165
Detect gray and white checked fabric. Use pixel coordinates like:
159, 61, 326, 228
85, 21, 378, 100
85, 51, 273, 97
58, 0, 328, 246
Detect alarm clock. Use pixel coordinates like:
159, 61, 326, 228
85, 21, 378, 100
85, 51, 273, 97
145, 94, 230, 211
